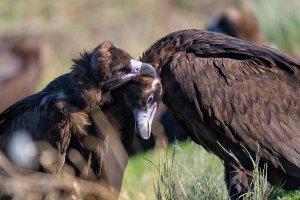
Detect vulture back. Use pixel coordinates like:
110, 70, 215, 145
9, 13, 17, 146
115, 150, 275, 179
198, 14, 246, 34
140, 30, 300, 193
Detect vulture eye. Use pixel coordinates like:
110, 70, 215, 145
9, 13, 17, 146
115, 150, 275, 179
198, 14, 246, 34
146, 94, 154, 104
112, 66, 128, 76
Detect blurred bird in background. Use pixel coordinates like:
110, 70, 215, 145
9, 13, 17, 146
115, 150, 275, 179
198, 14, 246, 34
0, 32, 44, 112
207, 7, 267, 45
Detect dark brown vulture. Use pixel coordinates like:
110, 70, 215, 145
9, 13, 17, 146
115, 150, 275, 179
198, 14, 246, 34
0, 33, 43, 112
207, 7, 267, 45
131, 7, 269, 155
0, 41, 161, 197
140, 29, 300, 199
130, 7, 268, 155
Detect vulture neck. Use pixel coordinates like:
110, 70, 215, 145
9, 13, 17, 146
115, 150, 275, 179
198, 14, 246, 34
101, 104, 135, 152
70, 52, 102, 111
140, 41, 181, 73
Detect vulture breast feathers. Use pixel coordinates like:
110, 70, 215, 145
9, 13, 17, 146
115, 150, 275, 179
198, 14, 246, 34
141, 29, 300, 176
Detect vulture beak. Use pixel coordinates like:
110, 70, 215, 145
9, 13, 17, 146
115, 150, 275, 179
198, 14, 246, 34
132, 102, 158, 139
121, 59, 156, 80
103, 59, 156, 92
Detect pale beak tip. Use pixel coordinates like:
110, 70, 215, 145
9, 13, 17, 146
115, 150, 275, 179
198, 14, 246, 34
136, 123, 151, 140
140, 134, 151, 140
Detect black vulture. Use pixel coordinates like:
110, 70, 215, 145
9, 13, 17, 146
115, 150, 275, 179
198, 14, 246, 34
139, 29, 300, 199
130, 7, 268, 155
0, 41, 161, 191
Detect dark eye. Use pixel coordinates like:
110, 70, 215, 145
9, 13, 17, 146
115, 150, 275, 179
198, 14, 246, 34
112, 66, 128, 76
146, 94, 154, 104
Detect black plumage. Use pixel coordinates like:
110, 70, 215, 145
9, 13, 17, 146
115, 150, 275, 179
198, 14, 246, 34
0, 40, 162, 186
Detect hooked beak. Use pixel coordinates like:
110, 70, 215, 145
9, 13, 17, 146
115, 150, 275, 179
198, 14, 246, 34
121, 59, 156, 80
132, 102, 158, 139
102, 59, 157, 92
102, 59, 157, 90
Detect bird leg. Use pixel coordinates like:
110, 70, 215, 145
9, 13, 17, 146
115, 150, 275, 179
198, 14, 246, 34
224, 161, 253, 199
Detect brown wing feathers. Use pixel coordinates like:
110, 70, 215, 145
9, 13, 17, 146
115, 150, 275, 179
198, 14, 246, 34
142, 29, 300, 175
175, 54, 300, 170
143, 30, 300, 77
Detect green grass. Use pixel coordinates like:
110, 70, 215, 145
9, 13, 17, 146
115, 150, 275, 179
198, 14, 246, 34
121, 142, 225, 200
251, 0, 300, 56
121, 141, 300, 200
153, 142, 227, 200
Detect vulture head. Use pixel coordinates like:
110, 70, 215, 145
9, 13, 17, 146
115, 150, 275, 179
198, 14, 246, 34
87, 41, 156, 89
87, 41, 161, 139
106, 76, 162, 140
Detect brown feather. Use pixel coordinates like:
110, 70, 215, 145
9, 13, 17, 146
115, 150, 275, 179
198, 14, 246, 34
141, 29, 300, 197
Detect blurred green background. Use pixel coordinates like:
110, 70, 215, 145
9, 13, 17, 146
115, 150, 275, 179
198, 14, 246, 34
1, 0, 300, 199
2, 0, 300, 87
